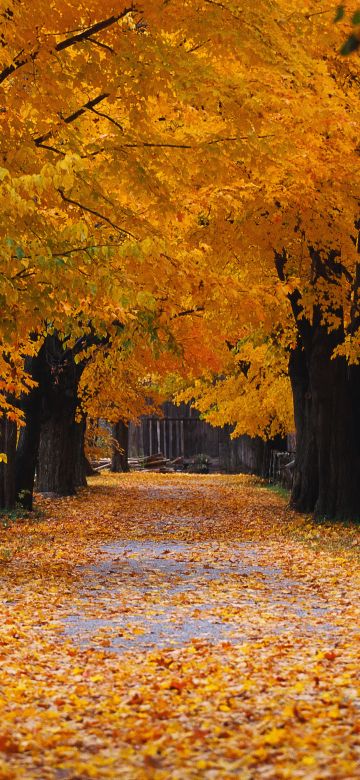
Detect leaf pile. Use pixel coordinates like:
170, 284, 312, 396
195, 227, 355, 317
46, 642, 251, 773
1, 473, 360, 778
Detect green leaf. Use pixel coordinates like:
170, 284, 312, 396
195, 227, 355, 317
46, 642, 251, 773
340, 34, 360, 54
352, 9, 360, 24
334, 5, 345, 22
15, 246, 25, 259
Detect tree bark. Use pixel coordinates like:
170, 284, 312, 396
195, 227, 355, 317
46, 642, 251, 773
16, 330, 107, 505
36, 335, 83, 495
0, 416, 17, 509
111, 420, 130, 472
73, 418, 88, 488
289, 330, 360, 520
16, 352, 44, 509
276, 247, 360, 520
85, 456, 96, 476
37, 412, 77, 495
288, 344, 318, 513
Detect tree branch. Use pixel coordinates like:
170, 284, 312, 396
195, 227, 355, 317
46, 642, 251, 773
57, 189, 137, 239
35, 142, 66, 155
34, 93, 110, 147
90, 106, 123, 131
274, 249, 310, 344
207, 134, 275, 145
54, 243, 124, 256
87, 36, 115, 54
171, 306, 205, 319
55, 6, 136, 52
0, 5, 136, 85
118, 142, 193, 149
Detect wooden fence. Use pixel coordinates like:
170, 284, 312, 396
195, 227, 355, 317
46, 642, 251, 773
129, 403, 291, 477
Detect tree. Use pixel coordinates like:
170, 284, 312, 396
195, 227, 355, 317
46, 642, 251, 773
1, 0, 360, 519
161, 0, 360, 518
111, 421, 130, 473
0, 0, 223, 504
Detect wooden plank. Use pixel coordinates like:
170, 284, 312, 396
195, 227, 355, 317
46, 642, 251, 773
169, 420, 173, 459
163, 419, 167, 458
156, 420, 161, 453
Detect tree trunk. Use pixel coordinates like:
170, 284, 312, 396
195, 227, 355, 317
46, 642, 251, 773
288, 344, 318, 513
85, 456, 96, 476
289, 330, 360, 520
16, 331, 106, 505
16, 337, 81, 500
36, 337, 82, 495
111, 420, 130, 472
0, 416, 17, 509
37, 411, 78, 495
16, 353, 44, 510
74, 418, 87, 488
275, 247, 360, 520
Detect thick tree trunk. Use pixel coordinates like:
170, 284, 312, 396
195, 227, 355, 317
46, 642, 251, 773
276, 247, 360, 520
289, 331, 360, 520
37, 410, 78, 495
36, 337, 82, 495
74, 418, 87, 488
16, 353, 43, 510
16, 338, 81, 500
111, 421, 130, 472
16, 331, 105, 505
288, 345, 318, 513
311, 332, 360, 519
0, 416, 17, 509
85, 456, 96, 476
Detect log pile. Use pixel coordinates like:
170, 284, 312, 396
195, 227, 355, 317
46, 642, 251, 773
89, 453, 221, 473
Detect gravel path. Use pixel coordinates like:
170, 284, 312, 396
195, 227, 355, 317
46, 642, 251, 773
63, 482, 340, 653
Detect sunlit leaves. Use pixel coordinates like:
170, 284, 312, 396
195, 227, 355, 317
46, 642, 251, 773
1, 0, 360, 435
1, 472, 360, 777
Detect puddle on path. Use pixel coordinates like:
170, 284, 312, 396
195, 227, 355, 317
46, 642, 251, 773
63, 536, 342, 654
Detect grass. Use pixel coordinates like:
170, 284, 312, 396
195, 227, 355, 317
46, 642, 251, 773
257, 480, 291, 501
0, 504, 45, 528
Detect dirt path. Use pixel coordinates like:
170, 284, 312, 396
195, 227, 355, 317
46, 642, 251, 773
1, 473, 360, 779
64, 482, 342, 654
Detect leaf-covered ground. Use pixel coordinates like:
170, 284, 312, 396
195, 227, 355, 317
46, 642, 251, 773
1, 473, 360, 779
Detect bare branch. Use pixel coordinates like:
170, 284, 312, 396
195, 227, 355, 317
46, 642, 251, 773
35, 142, 66, 155
87, 36, 115, 54
55, 6, 136, 52
62, 93, 110, 125
90, 106, 123, 131
0, 5, 136, 84
171, 306, 205, 319
118, 142, 193, 149
34, 92, 109, 147
207, 134, 275, 145
187, 39, 211, 53
57, 188, 137, 239
54, 243, 124, 256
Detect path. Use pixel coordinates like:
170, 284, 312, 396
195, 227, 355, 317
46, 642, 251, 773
1, 473, 360, 779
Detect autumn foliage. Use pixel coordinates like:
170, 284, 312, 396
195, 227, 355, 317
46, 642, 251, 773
0, 1, 360, 511
1, 4, 360, 776
1, 473, 360, 778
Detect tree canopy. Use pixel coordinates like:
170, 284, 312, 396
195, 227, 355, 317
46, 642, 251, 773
1, 0, 360, 516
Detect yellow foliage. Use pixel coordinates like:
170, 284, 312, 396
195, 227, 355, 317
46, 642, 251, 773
0, 472, 360, 777
0, 0, 359, 432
